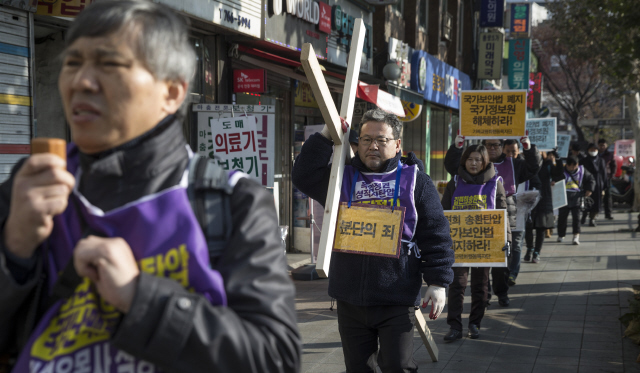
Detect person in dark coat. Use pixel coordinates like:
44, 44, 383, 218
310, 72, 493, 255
580, 143, 608, 226
557, 156, 596, 245
524, 151, 565, 263
597, 139, 617, 219
440, 145, 510, 342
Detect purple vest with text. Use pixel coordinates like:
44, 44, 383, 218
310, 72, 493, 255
13, 145, 227, 373
493, 157, 516, 196
451, 174, 501, 210
340, 163, 418, 241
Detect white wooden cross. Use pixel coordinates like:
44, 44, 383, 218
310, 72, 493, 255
300, 20, 438, 362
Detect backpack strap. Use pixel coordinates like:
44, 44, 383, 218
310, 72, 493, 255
188, 155, 234, 267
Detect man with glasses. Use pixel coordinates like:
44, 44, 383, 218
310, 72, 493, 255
445, 135, 541, 306
293, 108, 454, 372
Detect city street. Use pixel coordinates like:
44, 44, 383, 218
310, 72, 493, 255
289, 210, 640, 372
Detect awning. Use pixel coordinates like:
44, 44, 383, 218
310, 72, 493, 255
356, 82, 405, 117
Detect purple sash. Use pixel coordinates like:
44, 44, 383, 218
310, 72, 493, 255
340, 163, 417, 241
451, 175, 501, 210
564, 166, 584, 192
13, 146, 227, 373
494, 158, 516, 196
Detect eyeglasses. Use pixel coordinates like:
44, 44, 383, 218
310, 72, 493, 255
358, 137, 395, 147
485, 143, 502, 149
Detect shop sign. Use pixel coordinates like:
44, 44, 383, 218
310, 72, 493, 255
37, 0, 93, 17
388, 37, 412, 89
460, 90, 527, 139
507, 39, 530, 90
233, 69, 265, 93
615, 140, 636, 159
479, 0, 503, 28
444, 209, 507, 267
527, 72, 542, 110
419, 53, 471, 110
525, 118, 556, 152
325, 0, 373, 74
509, 3, 531, 39
477, 32, 503, 81
318, 1, 332, 33
399, 101, 422, 123
265, 0, 327, 58
410, 50, 428, 94
294, 82, 319, 108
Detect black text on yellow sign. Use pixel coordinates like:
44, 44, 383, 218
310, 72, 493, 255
460, 90, 527, 139
444, 209, 508, 267
333, 203, 405, 258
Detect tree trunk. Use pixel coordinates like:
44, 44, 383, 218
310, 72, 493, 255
573, 113, 587, 148
627, 93, 640, 212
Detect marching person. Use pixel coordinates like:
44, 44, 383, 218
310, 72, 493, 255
580, 143, 608, 226
0, 2, 301, 372
292, 108, 454, 373
440, 145, 510, 341
597, 139, 617, 220
445, 136, 541, 307
523, 151, 564, 263
557, 156, 596, 245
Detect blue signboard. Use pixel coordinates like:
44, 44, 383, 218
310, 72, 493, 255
421, 53, 471, 110
410, 50, 428, 95
480, 0, 503, 28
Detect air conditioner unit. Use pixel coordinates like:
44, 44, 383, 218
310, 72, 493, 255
441, 12, 453, 41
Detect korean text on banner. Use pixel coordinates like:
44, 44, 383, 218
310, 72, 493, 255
525, 118, 557, 151
198, 115, 261, 183
444, 209, 508, 268
615, 140, 636, 159
557, 134, 571, 158
333, 203, 405, 258
551, 179, 568, 210
460, 90, 527, 139
477, 32, 504, 81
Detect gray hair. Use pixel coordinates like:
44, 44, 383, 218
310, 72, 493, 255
65, 0, 195, 101
359, 108, 402, 139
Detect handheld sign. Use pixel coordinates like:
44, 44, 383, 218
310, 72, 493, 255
300, 20, 366, 278
443, 209, 508, 267
460, 90, 527, 139
525, 118, 556, 151
557, 134, 571, 158
551, 179, 568, 210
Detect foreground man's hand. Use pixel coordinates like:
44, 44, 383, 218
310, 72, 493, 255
74, 236, 140, 313
421, 285, 446, 320
4, 154, 75, 258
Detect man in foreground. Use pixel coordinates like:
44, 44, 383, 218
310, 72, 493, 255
0, 1, 300, 372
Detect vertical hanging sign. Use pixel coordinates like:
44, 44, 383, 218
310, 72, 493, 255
508, 39, 530, 90
510, 3, 531, 39
477, 32, 504, 80
479, 0, 503, 28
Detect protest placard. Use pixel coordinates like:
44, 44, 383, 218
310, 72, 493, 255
615, 140, 636, 159
557, 134, 571, 158
551, 179, 568, 210
460, 90, 527, 139
197, 115, 261, 184
443, 209, 508, 267
525, 118, 556, 151
333, 203, 405, 258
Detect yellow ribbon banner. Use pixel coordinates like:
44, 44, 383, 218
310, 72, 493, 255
460, 90, 527, 139
444, 209, 508, 267
333, 203, 405, 258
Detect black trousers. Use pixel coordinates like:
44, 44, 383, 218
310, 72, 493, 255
447, 267, 490, 331
525, 227, 546, 254
337, 300, 418, 373
558, 206, 581, 236
603, 180, 613, 216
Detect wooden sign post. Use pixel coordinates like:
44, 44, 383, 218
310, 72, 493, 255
300, 19, 365, 279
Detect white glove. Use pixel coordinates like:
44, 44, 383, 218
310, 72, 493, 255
320, 125, 331, 140
421, 285, 446, 320
520, 130, 531, 150
454, 130, 465, 149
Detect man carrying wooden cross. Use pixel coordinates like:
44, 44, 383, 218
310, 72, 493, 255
293, 108, 454, 372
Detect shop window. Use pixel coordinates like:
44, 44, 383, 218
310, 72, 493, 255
419, 0, 429, 32
391, 0, 404, 16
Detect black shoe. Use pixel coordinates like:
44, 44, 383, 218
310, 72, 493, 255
444, 328, 462, 342
605, 215, 614, 220
468, 324, 480, 339
589, 220, 597, 227
581, 216, 586, 225
498, 296, 510, 307
524, 251, 532, 262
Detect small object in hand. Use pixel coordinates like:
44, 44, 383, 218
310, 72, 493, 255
340, 117, 350, 133
31, 138, 67, 160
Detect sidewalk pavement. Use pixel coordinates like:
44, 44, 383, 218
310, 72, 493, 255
288, 210, 640, 373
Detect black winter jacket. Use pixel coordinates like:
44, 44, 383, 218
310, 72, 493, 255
0, 116, 301, 373
444, 144, 542, 229
292, 133, 454, 306
580, 153, 607, 192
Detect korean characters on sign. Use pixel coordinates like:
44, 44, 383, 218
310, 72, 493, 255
525, 118, 557, 152
444, 209, 508, 267
477, 32, 504, 81
460, 90, 527, 139
557, 134, 572, 158
615, 140, 636, 164
333, 203, 406, 258
199, 115, 261, 183
508, 39, 531, 90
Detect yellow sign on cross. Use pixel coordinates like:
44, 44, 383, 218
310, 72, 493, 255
333, 203, 405, 258
460, 90, 527, 139
444, 209, 508, 267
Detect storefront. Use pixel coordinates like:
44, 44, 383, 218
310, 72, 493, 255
0, 2, 36, 183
